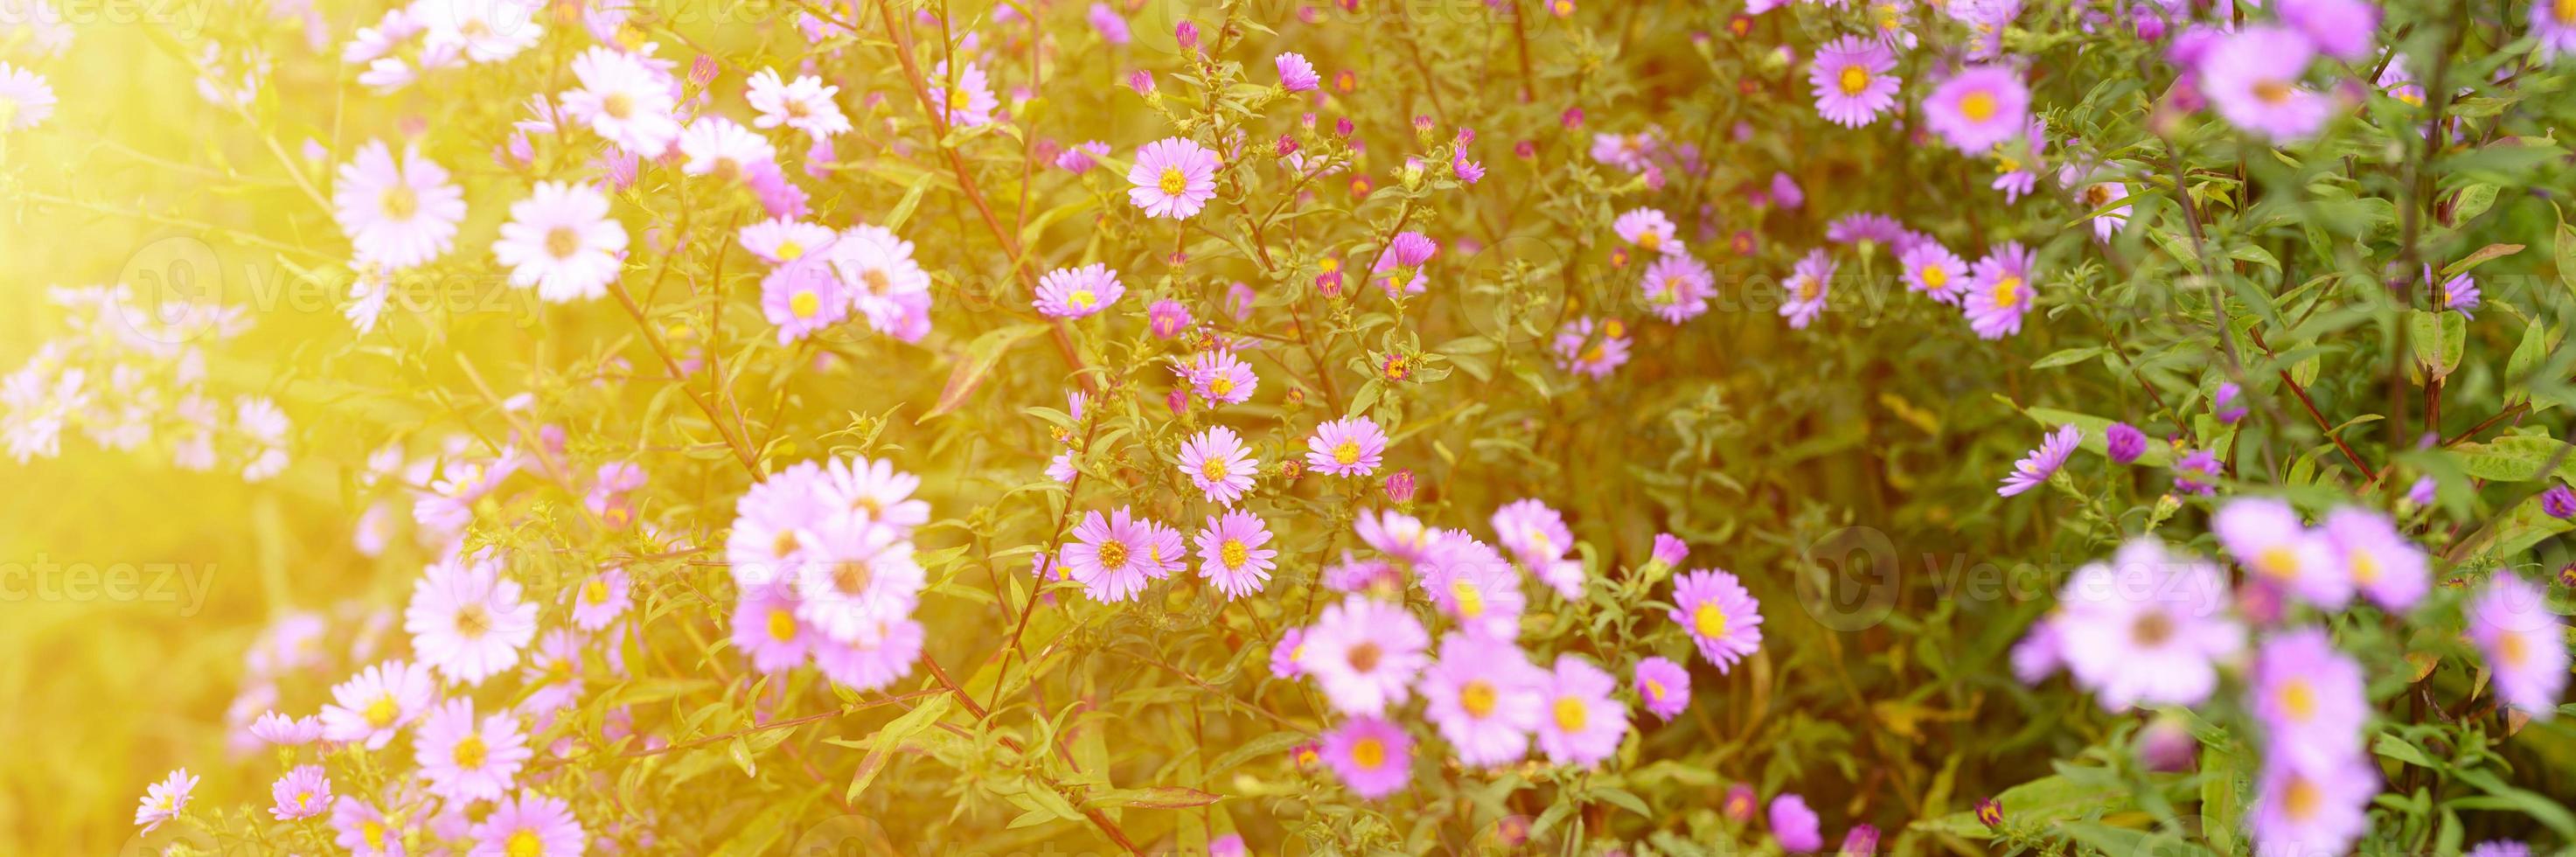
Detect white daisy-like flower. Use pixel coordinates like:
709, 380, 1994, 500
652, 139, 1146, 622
492, 181, 628, 303
677, 115, 777, 179
413, 0, 542, 64
560, 45, 680, 157
331, 141, 467, 270
0, 60, 57, 131
739, 217, 836, 265
825, 225, 932, 332
745, 68, 852, 140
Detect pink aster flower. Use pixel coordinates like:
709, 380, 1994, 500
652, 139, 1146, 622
319, 658, 435, 749
1826, 212, 1908, 247
817, 454, 931, 533
1176, 349, 1259, 406
2201, 26, 2329, 143
1808, 36, 1901, 127
1535, 654, 1627, 766
570, 567, 631, 631
677, 115, 776, 180
1553, 317, 1631, 379
1298, 594, 1431, 715
1148, 299, 1192, 338
332, 141, 466, 270
404, 554, 538, 686
761, 257, 848, 343
1270, 627, 1306, 678
1640, 253, 1716, 324
2250, 627, 2367, 768
1306, 416, 1388, 477
2536, 0, 2576, 60
1492, 498, 1583, 598
1671, 568, 1765, 671
560, 45, 680, 156
1275, 52, 1320, 92
473, 791, 585, 856
786, 516, 924, 648
1179, 426, 1258, 506
2077, 178, 2134, 241
1320, 715, 1413, 799
1634, 656, 1692, 721
492, 181, 628, 303
1780, 248, 1835, 329
1922, 65, 2029, 151
1651, 533, 1689, 568
927, 60, 999, 128
1034, 263, 1124, 317
2321, 507, 2427, 611
2280, 0, 2378, 61
1419, 633, 1545, 766
2468, 573, 2568, 719
1055, 139, 1110, 172
0, 62, 56, 131
731, 583, 811, 674
135, 768, 198, 833
330, 797, 401, 856
1900, 240, 1969, 304
1771, 794, 1825, 853
1998, 424, 2080, 497
2214, 498, 2350, 609
1195, 511, 1278, 598
824, 225, 932, 335
2054, 539, 2245, 710
414, 697, 531, 803
811, 615, 923, 691
1064, 506, 1175, 603
1613, 207, 1681, 254
268, 764, 331, 820
249, 710, 322, 746
1127, 136, 1222, 219
1963, 240, 2036, 339
746, 68, 851, 140
2251, 753, 2378, 857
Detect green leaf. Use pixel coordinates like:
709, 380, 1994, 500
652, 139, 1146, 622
881, 171, 936, 233
918, 323, 1052, 423
2450, 435, 2576, 483
2030, 346, 2109, 370
1204, 730, 1307, 778
2440, 242, 2522, 279
845, 694, 956, 802
2408, 309, 2465, 380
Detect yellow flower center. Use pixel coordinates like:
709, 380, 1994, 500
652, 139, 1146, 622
1347, 642, 1382, 672
1461, 679, 1497, 718
2254, 545, 2299, 580
582, 578, 610, 605
452, 734, 487, 770
790, 289, 822, 319
1581, 344, 1607, 365
1096, 540, 1129, 569
2350, 551, 2380, 584
2498, 631, 2531, 667
363, 820, 387, 850
1200, 456, 1230, 483
776, 240, 804, 261
544, 226, 582, 260
1693, 603, 1729, 639
364, 693, 400, 728
381, 185, 419, 220
2282, 775, 2321, 820
1637, 232, 1661, 251
2277, 678, 2315, 722
1208, 375, 1236, 398
1452, 578, 1485, 618
602, 92, 635, 120
1158, 167, 1188, 197
1838, 66, 1870, 96
1921, 265, 1949, 289
1220, 539, 1249, 569
2555, 0, 2575, 24
1069, 289, 1097, 310
2254, 80, 2294, 105
765, 607, 797, 642
1333, 441, 1361, 465
507, 829, 545, 857
1959, 90, 1997, 122
1644, 679, 1667, 703
1795, 275, 1821, 302
863, 268, 891, 296
1351, 737, 1387, 770
832, 561, 872, 596
1552, 696, 1587, 733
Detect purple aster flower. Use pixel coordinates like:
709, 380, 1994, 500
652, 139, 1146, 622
1086, 2, 1131, 45
2536, 0, 2576, 60
2214, 381, 2248, 422
1535, 654, 1627, 766
2012, 616, 2064, 683
1064, 506, 1173, 603
1179, 425, 1259, 507
1825, 212, 1905, 246
1305, 416, 1389, 477
1147, 299, 1192, 338
1651, 533, 1688, 567
1770, 793, 1824, 853
1781, 248, 1835, 329
1922, 65, 2029, 150
1384, 469, 1416, 502
1808, 36, 1901, 127
2215, 497, 2350, 609
1671, 568, 1764, 671
2251, 752, 2378, 857
1034, 263, 1124, 318
2468, 842, 2534, 857
1840, 824, 1882, 856
1276, 52, 1320, 92
2322, 506, 2428, 611
1127, 136, 1221, 219
1633, 656, 1692, 721
1298, 594, 1431, 715
2250, 627, 2368, 767
2174, 448, 2223, 495
2439, 269, 2481, 317
1055, 140, 1109, 172
2201, 26, 2329, 143
2469, 573, 2568, 719
1614, 207, 1681, 254
2547, 484, 2576, 519
1419, 632, 1545, 766
1723, 784, 1759, 821
1998, 424, 2080, 497
2105, 422, 2148, 464
472, 791, 587, 857
1964, 241, 2036, 339
2054, 539, 2245, 709
1320, 715, 1412, 799
1770, 171, 1804, 209
1641, 253, 1716, 323
268, 764, 331, 821
1900, 241, 1968, 304
1195, 511, 1278, 598
1269, 627, 1305, 678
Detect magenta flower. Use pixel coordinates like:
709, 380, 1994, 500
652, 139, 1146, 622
2202, 26, 2329, 143
812, 615, 923, 692
1781, 249, 1835, 329
1055, 139, 1109, 172
1275, 52, 1320, 92
2469, 573, 2568, 719
1127, 136, 1222, 219
1306, 416, 1388, 477
1901, 241, 1969, 304
2280, 0, 2379, 61
1922, 65, 2029, 150
473, 791, 587, 857
1298, 594, 1431, 715
1087, 2, 1130, 45
1148, 299, 1192, 338
1270, 627, 1305, 678
2214, 498, 2350, 609
1613, 207, 1681, 254
1671, 568, 1764, 671
1320, 715, 1413, 799
1553, 317, 1632, 380
1808, 36, 1900, 127
414, 697, 531, 803
1770, 793, 1824, 853
2251, 752, 2378, 856
1535, 654, 1627, 766
1194, 511, 1278, 598
1651, 533, 1688, 567
2174, 448, 2223, 495
1034, 263, 1125, 318
1964, 241, 2036, 339
1419, 632, 1544, 766
2105, 422, 2148, 464
1999, 424, 2079, 497
2054, 539, 2245, 709
1640, 253, 1716, 323
1633, 656, 1692, 721
2536, 0, 2576, 60
2250, 627, 2367, 768
268, 765, 331, 821
1179, 426, 1259, 506
1064, 506, 1176, 603
134, 769, 198, 833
